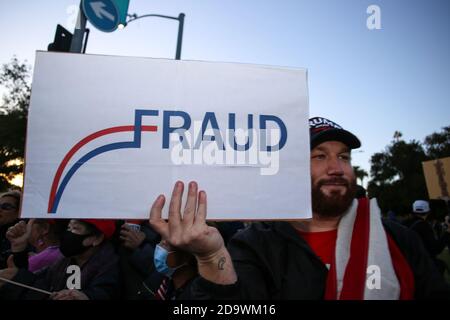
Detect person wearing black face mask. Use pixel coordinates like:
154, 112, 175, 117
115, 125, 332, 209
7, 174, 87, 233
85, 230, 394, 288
59, 222, 100, 258
0, 219, 120, 300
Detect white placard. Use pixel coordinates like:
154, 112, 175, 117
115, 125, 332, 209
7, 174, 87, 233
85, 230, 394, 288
21, 52, 311, 220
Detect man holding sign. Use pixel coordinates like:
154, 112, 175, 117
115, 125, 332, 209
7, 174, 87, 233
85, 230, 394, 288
149, 117, 450, 300
9, 52, 450, 299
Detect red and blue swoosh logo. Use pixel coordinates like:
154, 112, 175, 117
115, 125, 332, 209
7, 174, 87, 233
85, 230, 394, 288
48, 110, 158, 213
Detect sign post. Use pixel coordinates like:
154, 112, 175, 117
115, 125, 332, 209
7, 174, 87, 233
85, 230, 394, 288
70, 2, 87, 53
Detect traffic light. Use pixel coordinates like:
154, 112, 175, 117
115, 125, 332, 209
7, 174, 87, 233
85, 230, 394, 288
48, 24, 73, 52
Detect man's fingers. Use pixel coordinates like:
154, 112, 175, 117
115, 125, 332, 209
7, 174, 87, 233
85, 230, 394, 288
127, 232, 138, 242
167, 181, 184, 239
120, 228, 131, 237
51, 292, 65, 300
26, 219, 35, 232
17, 221, 27, 234
149, 194, 169, 239
6, 255, 16, 268
194, 191, 207, 224
182, 181, 198, 226
6, 222, 26, 239
168, 181, 183, 230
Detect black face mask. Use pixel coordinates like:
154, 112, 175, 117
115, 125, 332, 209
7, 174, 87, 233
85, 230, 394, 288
59, 230, 93, 257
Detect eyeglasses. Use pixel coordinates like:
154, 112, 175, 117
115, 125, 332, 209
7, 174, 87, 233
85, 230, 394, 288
0, 203, 17, 211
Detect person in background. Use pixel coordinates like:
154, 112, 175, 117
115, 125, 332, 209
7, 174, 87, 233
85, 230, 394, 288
0, 219, 120, 300
7, 219, 66, 273
141, 220, 243, 301
387, 210, 400, 225
140, 239, 197, 300
0, 190, 21, 269
403, 200, 450, 275
118, 220, 161, 299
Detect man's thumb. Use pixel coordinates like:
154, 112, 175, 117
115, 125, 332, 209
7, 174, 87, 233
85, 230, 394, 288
26, 218, 36, 234
6, 255, 17, 269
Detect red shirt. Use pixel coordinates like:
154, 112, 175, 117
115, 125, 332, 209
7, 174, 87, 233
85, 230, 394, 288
296, 229, 338, 299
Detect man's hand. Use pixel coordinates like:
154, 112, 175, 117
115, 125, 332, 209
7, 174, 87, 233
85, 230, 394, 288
6, 255, 16, 268
6, 219, 34, 253
50, 289, 89, 300
120, 224, 146, 250
149, 181, 237, 284
0, 268, 19, 288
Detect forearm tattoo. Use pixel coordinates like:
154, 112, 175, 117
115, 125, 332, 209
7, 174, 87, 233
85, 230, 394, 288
218, 256, 226, 270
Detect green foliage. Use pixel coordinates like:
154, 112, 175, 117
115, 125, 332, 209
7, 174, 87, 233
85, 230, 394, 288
353, 165, 368, 185
368, 128, 450, 216
0, 57, 30, 191
424, 126, 450, 160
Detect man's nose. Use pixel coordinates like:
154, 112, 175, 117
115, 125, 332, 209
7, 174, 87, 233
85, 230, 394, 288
327, 156, 344, 175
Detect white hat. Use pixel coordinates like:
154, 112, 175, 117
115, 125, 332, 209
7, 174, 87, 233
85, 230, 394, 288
412, 200, 430, 214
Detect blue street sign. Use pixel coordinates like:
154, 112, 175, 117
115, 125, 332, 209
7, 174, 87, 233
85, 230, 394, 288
82, 0, 120, 32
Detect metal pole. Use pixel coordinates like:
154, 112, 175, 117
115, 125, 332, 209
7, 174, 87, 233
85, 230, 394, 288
175, 13, 185, 60
70, 2, 87, 53
82, 28, 90, 54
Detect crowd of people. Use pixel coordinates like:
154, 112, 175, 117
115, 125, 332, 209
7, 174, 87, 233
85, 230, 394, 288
0, 117, 449, 300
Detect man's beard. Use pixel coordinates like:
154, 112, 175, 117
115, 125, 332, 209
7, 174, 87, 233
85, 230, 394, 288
312, 177, 357, 218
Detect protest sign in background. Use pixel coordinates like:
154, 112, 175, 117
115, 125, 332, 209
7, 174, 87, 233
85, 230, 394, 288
422, 157, 450, 200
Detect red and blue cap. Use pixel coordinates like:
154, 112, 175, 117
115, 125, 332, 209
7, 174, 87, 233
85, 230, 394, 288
309, 117, 361, 150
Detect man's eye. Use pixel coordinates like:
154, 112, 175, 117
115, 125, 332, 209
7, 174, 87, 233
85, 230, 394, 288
312, 154, 326, 160
339, 154, 351, 161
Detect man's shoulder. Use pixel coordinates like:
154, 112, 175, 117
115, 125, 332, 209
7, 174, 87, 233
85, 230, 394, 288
236, 221, 290, 234
383, 218, 417, 237
382, 218, 425, 253
401, 217, 430, 233
230, 221, 298, 246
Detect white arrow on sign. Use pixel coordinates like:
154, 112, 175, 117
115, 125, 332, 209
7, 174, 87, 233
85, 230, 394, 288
90, 1, 115, 21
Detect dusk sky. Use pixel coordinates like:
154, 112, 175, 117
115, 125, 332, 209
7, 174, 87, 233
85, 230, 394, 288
1, 0, 449, 183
